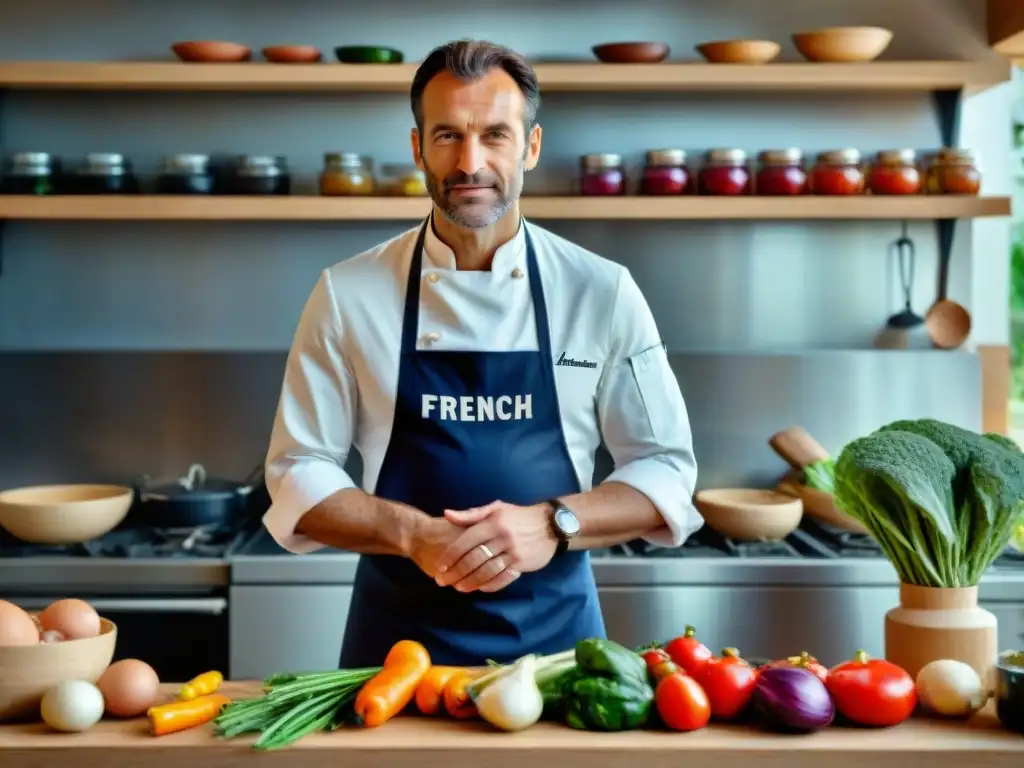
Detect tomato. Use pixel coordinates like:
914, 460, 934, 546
826, 649, 916, 727
663, 626, 713, 679
640, 647, 680, 684
699, 648, 756, 720
655, 671, 711, 732
762, 651, 829, 685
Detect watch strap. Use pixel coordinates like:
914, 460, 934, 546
548, 498, 571, 556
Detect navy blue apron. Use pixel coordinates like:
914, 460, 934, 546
338, 218, 605, 668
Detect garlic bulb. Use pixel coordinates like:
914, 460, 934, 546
915, 659, 988, 718
473, 654, 544, 732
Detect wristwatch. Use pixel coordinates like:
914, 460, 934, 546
547, 499, 581, 555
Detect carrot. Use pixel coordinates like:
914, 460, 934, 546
148, 693, 231, 736
353, 639, 432, 727
415, 666, 461, 716
442, 669, 479, 719
179, 670, 224, 700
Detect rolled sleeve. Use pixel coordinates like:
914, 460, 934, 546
597, 270, 703, 547
263, 270, 359, 554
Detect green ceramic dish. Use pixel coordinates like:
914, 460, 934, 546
333, 46, 404, 64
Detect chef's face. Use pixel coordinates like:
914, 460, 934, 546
412, 68, 542, 229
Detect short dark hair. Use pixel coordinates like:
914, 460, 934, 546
410, 40, 541, 139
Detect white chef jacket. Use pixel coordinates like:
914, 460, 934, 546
263, 218, 703, 554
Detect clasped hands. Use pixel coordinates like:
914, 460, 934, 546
412, 500, 559, 594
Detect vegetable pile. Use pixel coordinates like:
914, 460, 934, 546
833, 418, 1024, 587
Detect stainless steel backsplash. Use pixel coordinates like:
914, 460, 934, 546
0, 350, 980, 495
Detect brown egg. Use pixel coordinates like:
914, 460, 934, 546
0, 600, 39, 646
96, 659, 161, 717
39, 598, 101, 640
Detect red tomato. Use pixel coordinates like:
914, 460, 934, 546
826, 649, 916, 727
640, 647, 678, 684
663, 626, 713, 679
762, 651, 829, 685
699, 648, 757, 720
655, 672, 711, 732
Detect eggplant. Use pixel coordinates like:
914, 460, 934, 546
753, 667, 835, 733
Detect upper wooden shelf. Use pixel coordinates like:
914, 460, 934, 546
0, 195, 1010, 221
0, 61, 1010, 93
988, 0, 1024, 58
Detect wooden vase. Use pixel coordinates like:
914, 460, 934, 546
885, 583, 998, 685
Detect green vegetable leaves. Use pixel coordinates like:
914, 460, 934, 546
803, 458, 836, 495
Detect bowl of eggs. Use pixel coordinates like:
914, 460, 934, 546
0, 598, 161, 726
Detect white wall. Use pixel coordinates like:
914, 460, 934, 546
0, 0, 1012, 352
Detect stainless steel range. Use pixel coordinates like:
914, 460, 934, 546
0, 524, 253, 682
229, 520, 1024, 678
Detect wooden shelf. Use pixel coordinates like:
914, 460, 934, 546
0, 60, 1010, 93
0, 195, 1010, 221
989, 0, 1024, 57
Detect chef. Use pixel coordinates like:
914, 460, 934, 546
263, 39, 702, 668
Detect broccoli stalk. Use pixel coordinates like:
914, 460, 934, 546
802, 457, 836, 496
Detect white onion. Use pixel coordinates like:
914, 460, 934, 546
40, 680, 105, 732
915, 659, 988, 718
473, 654, 544, 732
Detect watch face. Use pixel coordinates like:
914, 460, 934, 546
554, 507, 581, 537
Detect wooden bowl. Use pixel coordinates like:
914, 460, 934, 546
0, 618, 117, 720
925, 299, 971, 349
696, 39, 781, 64
0, 484, 133, 544
694, 488, 803, 541
791, 27, 893, 62
262, 45, 322, 63
171, 41, 252, 63
592, 42, 670, 64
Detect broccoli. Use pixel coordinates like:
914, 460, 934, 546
834, 418, 1024, 587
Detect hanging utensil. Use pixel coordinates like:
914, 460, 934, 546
925, 220, 972, 349
874, 220, 930, 349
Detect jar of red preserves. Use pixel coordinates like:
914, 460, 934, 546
926, 148, 981, 195
699, 149, 750, 195
640, 149, 689, 195
810, 149, 865, 195
755, 149, 807, 195
580, 153, 625, 195
868, 149, 922, 195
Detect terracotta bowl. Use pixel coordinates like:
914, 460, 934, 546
171, 41, 252, 63
0, 618, 117, 721
694, 488, 803, 541
0, 484, 134, 544
262, 45, 322, 63
592, 42, 670, 64
696, 39, 781, 64
791, 26, 893, 63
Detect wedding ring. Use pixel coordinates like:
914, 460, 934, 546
479, 544, 495, 560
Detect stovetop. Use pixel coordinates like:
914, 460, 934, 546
0, 523, 255, 560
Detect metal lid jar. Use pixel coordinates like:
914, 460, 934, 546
321, 152, 376, 196
0, 152, 57, 195
640, 149, 689, 195
73, 152, 139, 194
580, 153, 625, 196
699, 148, 750, 196
157, 154, 215, 195
868, 149, 922, 196
810, 148, 865, 196
229, 155, 291, 195
755, 148, 807, 196
925, 148, 981, 195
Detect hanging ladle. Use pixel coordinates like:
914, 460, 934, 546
925, 220, 972, 350
875, 220, 929, 348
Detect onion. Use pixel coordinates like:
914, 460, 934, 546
916, 659, 988, 718
753, 666, 835, 732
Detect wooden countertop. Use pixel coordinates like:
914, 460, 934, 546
2, 682, 1022, 768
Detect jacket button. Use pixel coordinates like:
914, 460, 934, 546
427, 272, 440, 283
511, 268, 524, 279
423, 332, 442, 344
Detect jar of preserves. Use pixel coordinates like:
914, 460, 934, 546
580, 153, 625, 195
810, 149, 865, 195
229, 155, 291, 195
926, 148, 981, 195
0, 152, 57, 195
72, 153, 139, 194
377, 164, 428, 196
867, 149, 922, 195
156, 154, 215, 195
640, 149, 689, 195
321, 152, 375, 196
755, 149, 807, 195
698, 149, 750, 196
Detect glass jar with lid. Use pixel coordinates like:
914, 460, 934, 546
810, 149, 865, 195
321, 153, 376, 196
0, 152, 57, 195
156, 154, 215, 195
867, 149, 922, 196
229, 155, 291, 195
698, 149, 750, 196
755, 149, 807, 195
580, 153, 625, 196
926, 148, 981, 195
377, 164, 428, 196
640, 149, 689, 195
72, 153, 139, 194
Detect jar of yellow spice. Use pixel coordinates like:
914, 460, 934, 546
320, 152, 375, 196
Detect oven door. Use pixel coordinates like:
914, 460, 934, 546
10, 595, 229, 683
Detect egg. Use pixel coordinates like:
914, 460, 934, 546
40, 680, 105, 732
0, 599, 39, 646
38, 598, 101, 640
96, 659, 161, 717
